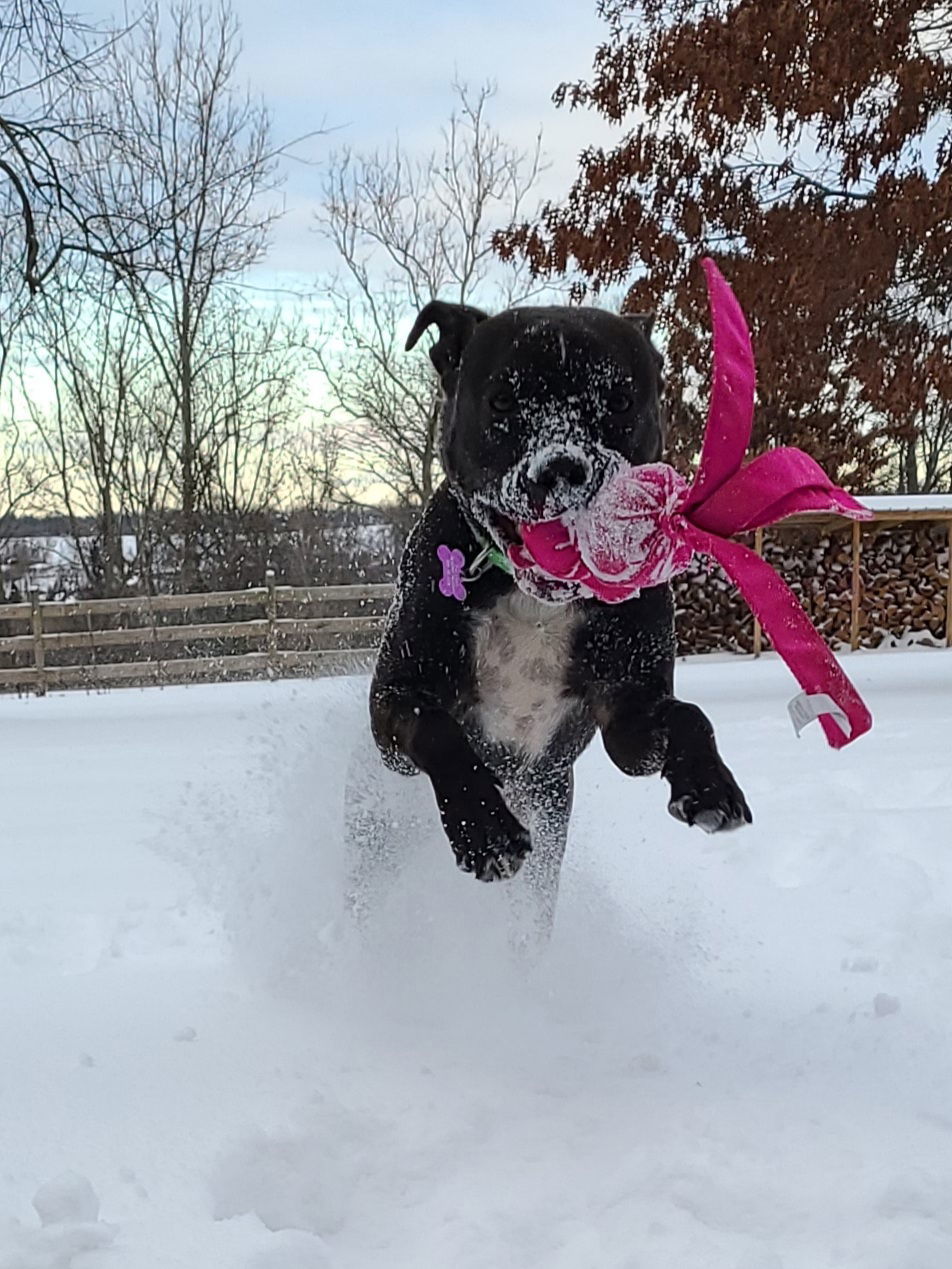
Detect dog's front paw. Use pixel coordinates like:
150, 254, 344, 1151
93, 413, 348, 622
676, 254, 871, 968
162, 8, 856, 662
458, 830, 531, 881
439, 792, 531, 882
666, 759, 752, 834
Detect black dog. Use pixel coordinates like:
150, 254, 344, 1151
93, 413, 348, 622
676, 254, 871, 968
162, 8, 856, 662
369, 300, 751, 924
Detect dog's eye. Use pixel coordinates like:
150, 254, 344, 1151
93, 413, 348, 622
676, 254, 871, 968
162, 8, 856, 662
488, 389, 516, 413
605, 389, 633, 413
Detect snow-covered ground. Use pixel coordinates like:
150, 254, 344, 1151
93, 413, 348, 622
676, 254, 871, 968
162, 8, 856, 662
1, 651, 951, 1269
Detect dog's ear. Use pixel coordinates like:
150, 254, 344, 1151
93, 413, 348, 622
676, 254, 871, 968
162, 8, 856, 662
623, 310, 663, 375
622, 311, 655, 340
405, 301, 489, 387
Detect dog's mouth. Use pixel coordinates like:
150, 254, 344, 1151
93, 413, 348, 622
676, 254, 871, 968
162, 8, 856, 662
484, 507, 523, 553
472, 498, 588, 606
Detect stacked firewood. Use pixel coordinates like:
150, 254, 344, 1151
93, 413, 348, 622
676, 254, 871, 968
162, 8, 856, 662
855, 524, 950, 647
672, 552, 755, 654
673, 523, 950, 655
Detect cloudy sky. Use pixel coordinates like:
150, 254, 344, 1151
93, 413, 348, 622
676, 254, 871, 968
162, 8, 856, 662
88, 0, 614, 287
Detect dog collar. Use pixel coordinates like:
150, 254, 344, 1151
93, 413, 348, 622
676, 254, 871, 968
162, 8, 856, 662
436, 538, 513, 601
465, 539, 514, 580
437, 499, 515, 602
452, 492, 515, 578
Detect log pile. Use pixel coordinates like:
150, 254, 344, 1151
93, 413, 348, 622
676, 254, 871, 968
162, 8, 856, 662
853, 523, 951, 648
674, 522, 951, 655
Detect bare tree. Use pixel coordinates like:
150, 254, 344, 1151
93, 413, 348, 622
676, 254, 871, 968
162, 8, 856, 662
80, 2, 289, 589
1, 194, 52, 557
282, 420, 345, 519
852, 298, 952, 495
314, 82, 555, 505
887, 395, 952, 496
0, 1, 119, 298
0, 419, 45, 553
26, 276, 317, 594
24, 277, 153, 594
167, 297, 312, 589
0, 0, 123, 510
273, 419, 359, 584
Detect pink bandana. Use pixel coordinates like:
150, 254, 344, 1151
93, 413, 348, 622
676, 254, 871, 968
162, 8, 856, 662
510, 259, 873, 749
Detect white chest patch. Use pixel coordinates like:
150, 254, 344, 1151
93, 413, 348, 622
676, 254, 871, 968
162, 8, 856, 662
471, 590, 582, 757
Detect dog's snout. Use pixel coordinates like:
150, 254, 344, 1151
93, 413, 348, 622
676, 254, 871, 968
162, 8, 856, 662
523, 449, 593, 516
535, 454, 589, 490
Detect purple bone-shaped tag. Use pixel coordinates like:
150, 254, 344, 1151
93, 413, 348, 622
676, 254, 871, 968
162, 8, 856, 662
437, 544, 467, 601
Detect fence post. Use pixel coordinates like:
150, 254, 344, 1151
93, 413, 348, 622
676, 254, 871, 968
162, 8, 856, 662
850, 520, 863, 652
265, 569, 278, 676
29, 590, 47, 697
752, 528, 764, 657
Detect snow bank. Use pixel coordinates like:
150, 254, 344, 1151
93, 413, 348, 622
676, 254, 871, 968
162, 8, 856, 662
1, 654, 951, 1267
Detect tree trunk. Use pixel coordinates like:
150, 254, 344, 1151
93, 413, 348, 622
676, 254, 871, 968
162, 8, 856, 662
901, 436, 920, 495
179, 308, 199, 592
100, 494, 119, 597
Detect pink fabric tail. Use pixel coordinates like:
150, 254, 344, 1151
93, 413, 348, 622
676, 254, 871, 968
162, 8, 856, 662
681, 257, 873, 750
685, 525, 873, 749
682, 259, 756, 515
690, 447, 874, 537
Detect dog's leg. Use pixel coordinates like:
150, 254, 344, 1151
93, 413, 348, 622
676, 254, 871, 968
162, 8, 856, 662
370, 487, 532, 882
659, 698, 752, 833
598, 685, 751, 833
579, 590, 751, 834
504, 765, 573, 939
372, 691, 531, 881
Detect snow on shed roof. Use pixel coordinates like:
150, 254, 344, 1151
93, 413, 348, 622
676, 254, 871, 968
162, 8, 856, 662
860, 494, 952, 513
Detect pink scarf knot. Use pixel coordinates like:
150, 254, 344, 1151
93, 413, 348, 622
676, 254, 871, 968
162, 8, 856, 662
511, 259, 873, 750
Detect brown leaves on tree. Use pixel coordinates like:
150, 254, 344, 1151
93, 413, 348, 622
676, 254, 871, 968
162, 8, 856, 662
496, 0, 952, 491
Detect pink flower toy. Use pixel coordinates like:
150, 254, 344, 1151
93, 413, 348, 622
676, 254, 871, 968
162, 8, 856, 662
510, 259, 873, 750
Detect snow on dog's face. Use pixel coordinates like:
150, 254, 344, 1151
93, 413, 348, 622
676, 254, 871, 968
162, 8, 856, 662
406, 301, 665, 600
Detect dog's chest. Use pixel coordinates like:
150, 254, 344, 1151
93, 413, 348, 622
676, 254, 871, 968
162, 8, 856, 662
470, 590, 581, 757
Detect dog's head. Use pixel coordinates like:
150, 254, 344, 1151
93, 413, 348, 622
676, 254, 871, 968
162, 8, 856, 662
406, 300, 665, 600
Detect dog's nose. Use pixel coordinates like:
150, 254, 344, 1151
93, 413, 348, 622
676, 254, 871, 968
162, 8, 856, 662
524, 450, 592, 516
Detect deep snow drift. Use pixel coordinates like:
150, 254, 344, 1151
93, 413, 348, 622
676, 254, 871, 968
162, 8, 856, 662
1, 651, 951, 1269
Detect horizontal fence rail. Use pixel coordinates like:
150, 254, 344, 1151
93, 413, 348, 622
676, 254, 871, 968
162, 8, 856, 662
1, 507, 951, 695
0, 575, 395, 695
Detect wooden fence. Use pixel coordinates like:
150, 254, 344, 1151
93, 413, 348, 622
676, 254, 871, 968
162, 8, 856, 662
0, 572, 393, 695
2, 507, 951, 695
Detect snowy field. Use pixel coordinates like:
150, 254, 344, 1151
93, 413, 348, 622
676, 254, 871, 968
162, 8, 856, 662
1, 651, 951, 1269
